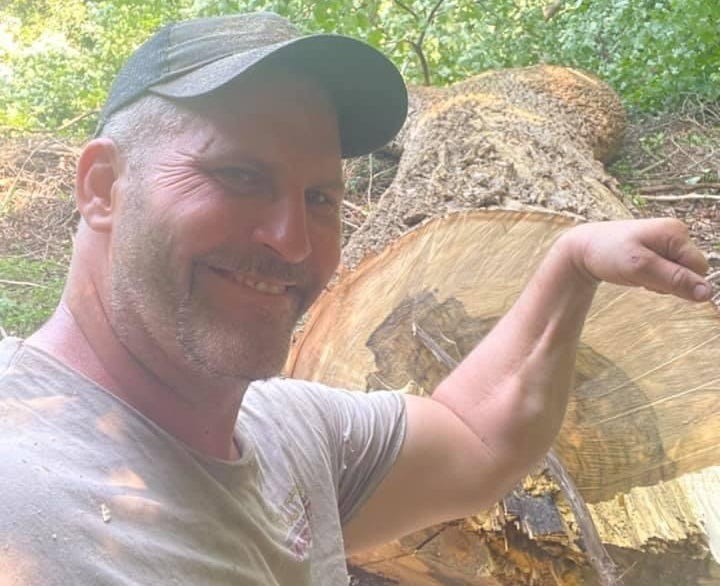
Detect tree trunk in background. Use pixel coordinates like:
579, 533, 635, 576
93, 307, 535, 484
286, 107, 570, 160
287, 65, 720, 585
341, 64, 631, 270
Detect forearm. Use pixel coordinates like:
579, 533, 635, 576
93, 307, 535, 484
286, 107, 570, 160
343, 219, 709, 543
431, 231, 597, 477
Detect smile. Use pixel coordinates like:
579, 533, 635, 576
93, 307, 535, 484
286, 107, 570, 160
242, 276, 286, 295
207, 266, 292, 296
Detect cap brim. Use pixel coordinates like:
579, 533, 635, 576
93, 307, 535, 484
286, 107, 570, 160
149, 35, 407, 158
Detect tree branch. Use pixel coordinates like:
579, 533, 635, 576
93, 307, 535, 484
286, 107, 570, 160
418, 0, 446, 47
393, 0, 419, 20
637, 182, 720, 195
405, 39, 432, 86
639, 193, 720, 202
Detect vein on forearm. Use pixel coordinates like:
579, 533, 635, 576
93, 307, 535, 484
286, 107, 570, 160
432, 237, 598, 461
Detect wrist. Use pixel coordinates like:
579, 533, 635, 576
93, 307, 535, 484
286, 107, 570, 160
553, 227, 601, 291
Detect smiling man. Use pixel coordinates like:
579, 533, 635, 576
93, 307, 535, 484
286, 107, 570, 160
0, 11, 713, 586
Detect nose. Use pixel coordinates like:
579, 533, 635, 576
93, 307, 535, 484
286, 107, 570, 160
251, 191, 312, 264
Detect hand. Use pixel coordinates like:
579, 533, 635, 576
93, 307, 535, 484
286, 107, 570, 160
560, 218, 711, 302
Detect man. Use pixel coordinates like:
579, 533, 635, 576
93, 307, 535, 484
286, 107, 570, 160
0, 11, 711, 586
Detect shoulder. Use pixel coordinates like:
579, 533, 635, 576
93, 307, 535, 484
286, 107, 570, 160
243, 378, 405, 432
0, 336, 26, 376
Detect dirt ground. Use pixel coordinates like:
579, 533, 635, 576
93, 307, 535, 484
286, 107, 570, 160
610, 98, 720, 303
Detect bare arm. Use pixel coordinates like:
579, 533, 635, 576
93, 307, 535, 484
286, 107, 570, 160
343, 218, 710, 553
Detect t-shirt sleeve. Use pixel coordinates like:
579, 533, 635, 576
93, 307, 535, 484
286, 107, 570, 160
329, 388, 407, 525
244, 379, 407, 526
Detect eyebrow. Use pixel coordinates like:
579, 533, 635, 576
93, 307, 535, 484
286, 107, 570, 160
194, 146, 345, 193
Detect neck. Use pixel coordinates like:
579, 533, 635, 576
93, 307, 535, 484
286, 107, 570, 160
28, 289, 247, 461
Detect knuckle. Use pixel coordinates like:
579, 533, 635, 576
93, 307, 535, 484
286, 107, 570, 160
664, 234, 690, 262
659, 217, 688, 234
670, 265, 687, 291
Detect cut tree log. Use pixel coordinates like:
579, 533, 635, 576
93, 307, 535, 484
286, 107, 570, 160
286, 66, 720, 585
342, 64, 631, 270
289, 211, 720, 585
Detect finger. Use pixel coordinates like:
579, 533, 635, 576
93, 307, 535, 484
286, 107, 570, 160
641, 255, 712, 302
661, 228, 710, 276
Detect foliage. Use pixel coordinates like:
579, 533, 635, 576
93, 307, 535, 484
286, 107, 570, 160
0, 0, 718, 135
547, 0, 720, 112
0, 257, 67, 337
0, 0, 185, 134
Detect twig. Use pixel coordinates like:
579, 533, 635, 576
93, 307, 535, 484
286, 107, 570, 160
367, 153, 374, 207
668, 135, 693, 159
393, 0, 419, 19
413, 323, 458, 369
636, 152, 674, 176
342, 218, 361, 230
342, 199, 368, 215
54, 109, 98, 132
413, 325, 624, 586
684, 149, 718, 173
637, 182, 720, 195
0, 139, 52, 212
0, 278, 48, 288
395, 0, 447, 85
640, 194, 720, 202
418, 0, 445, 48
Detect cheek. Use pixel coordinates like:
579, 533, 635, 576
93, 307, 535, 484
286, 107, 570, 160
310, 223, 341, 282
148, 172, 240, 259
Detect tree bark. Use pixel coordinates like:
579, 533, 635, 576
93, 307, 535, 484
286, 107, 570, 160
287, 66, 720, 585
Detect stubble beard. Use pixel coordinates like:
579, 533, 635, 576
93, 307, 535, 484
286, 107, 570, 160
110, 192, 306, 384
175, 290, 299, 380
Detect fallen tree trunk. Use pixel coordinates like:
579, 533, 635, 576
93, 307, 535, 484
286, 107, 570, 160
286, 66, 720, 585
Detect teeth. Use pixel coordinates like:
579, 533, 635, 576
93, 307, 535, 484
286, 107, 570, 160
242, 277, 285, 295
209, 265, 288, 295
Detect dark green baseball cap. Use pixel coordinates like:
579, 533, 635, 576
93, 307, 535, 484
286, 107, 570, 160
95, 12, 408, 158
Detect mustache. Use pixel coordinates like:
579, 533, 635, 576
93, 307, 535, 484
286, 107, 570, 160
198, 250, 309, 285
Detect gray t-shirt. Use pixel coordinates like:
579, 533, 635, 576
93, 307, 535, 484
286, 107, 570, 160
0, 337, 406, 585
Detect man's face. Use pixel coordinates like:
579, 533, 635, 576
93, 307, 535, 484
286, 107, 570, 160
109, 70, 344, 382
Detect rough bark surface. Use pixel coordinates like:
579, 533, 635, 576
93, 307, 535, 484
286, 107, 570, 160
287, 66, 720, 585
342, 65, 631, 269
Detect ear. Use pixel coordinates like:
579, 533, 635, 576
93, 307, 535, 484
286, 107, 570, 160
75, 138, 123, 233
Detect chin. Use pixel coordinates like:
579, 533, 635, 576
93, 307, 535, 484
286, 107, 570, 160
177, 313, 294, 381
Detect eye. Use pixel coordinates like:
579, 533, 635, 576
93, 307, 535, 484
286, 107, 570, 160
306, 190, 339, 208
211, 166, 262, 191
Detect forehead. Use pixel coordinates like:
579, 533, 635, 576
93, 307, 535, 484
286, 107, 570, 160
176, 67, 341, 160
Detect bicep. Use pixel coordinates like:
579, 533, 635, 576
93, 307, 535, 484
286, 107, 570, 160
342, 394, 505, 554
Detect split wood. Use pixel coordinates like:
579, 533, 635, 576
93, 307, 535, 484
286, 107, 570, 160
413, 323, 626, 586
